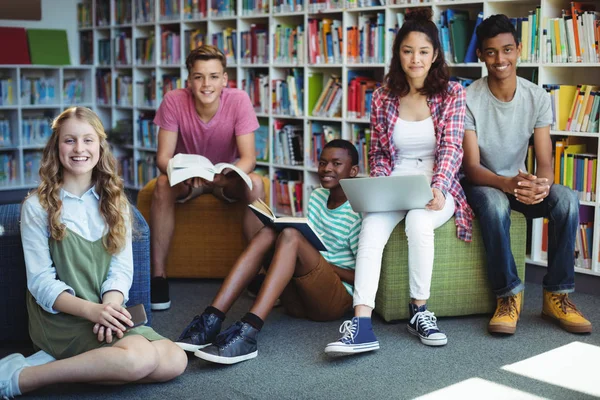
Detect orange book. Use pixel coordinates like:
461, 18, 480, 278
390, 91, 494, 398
571, 2, 597, 62
567, 85, 584, 131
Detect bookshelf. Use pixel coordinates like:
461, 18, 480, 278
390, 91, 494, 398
79, 0, 600, 275
0, 65, 94, 190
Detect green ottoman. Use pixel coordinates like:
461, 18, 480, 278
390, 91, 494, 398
374, 212, 526, 322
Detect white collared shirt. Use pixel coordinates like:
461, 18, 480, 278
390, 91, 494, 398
20, 187, 133, 314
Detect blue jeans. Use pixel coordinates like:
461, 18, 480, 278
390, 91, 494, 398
462, 182, 578, 297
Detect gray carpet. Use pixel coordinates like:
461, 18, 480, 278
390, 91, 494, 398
2, 280, 599, 399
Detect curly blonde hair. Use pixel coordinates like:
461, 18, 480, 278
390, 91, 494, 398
33, 107, 129, 255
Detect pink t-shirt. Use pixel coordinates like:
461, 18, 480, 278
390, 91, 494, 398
153, 87, 260, 164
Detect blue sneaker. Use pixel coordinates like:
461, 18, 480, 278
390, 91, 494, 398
324, 317, 380, 354
0, 353, 27, 399
194, 321, 259, 365
407, 303, 447, 346
175, 313, 222, 352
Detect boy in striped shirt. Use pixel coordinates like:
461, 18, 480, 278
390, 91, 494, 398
175, 139, 362, 364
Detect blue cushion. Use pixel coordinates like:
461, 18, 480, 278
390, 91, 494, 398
0, 203, 152, 343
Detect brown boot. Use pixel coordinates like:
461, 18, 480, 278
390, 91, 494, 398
488, 291, 523, 334
542, 290, 592, 333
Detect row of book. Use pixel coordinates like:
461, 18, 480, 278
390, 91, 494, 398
136, 36, 155, 65
21, 78, 57, 106
347, 13, 386, 64
115, 75, 134, 107
0, 79, 14, 106
138, 114, 158, 149
541, 3, 599, 64
540, 206, 596, 269
136, 76, 157, 108
308, 18, 342, 65
272, 69, 304, 117
22, 117, 52, 146
115, 0, 134, 25
77, 2, 92, 28
0, 119, 11, 147
23, 151, 42, 185
273, 0, 302, 13
273, 24, 304, 65
117, 154, 159, 187
554, 139, 597, 202
0, 153, 18, 186
308, 121, 340, 167
545, 84, 600, 133
311, 74, 342, 118
351, 123, 370, 175
63, 78, 86, 105
241, 0, 269, 15
273, 121, 303, 166
348, 73, 379, 120
242, 70, 269, 114
241, 25, 268, 65
273, 170, 303, 217
96, 71, 112, 105
79, 31, 93, 65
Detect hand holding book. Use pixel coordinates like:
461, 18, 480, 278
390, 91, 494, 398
167, 153, 253, 189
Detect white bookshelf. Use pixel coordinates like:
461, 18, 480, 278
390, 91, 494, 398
0, 65, 94, 190
81, 0, 600, 274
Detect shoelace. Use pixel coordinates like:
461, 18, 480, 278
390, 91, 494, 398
177, 315, 204, 340
215, 322, 243, 347
495, 296, 517, 318
552, 293, 583, 316
338, 320, 357, 343
410, 310, 439, 333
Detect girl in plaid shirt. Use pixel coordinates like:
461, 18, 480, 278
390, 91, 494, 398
325, 8, 472, 355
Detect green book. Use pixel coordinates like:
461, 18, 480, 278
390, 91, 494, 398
27, 29, 71, 65
307, 72, 323, 117
449, 19, 470, 64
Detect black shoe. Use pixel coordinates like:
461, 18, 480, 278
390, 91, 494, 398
194, 321, 258, 365
151, 277, 171, 311
175, 313, 223, 352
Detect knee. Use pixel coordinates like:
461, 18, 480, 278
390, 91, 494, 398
255, 225, 277, 242
405, 211, 433, 235
277, 228, 301, 246
471, 187, 510, 221
159, 343, 188, 382
120, 341, 160, 382
249, 174, 265, 202
152, 175, 175, 204
549, 184, 579, 218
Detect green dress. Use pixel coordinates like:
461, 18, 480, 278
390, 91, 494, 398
27, 228, 164, 359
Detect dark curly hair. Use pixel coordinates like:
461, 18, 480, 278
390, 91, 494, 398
476, 14, 519, 51
385, 8, 449, 98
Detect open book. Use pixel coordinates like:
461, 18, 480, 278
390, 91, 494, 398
248, 199, 327, 252
166, 154, 252, 189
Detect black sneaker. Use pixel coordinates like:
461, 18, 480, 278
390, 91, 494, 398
151, 277, 171, 311
175, 313, 222, 352
194, 321, 258, 365
407, 303, 447, 346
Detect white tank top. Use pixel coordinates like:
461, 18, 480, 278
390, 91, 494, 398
391, 116, 436, 181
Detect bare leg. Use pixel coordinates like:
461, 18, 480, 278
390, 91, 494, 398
355, 305, 373, 318
250, 228, 322, 320
211, 226, 278, 313
150, 175, 189, 278
17, 336, 187, 394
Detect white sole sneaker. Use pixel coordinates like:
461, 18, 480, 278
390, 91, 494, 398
407, 326, 448, 346
151, 300, 171, 311
324, 341, 380, 354
175, 342, 212, 352
194, 349, 258, 365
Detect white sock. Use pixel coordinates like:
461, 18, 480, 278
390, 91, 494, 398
26, 350, 55, 366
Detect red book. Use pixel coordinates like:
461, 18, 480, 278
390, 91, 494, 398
0, 27, 31, 64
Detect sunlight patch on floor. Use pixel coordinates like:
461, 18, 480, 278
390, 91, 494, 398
501, 341, 600, 397
414, 377, 547, 400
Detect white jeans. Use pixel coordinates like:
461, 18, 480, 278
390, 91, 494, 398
352, 192, 455, 309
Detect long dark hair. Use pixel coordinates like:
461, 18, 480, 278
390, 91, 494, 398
385, 8, 449, 98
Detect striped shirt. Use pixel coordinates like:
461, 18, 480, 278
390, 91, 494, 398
369, 81, 474, 242
307, 188, 362, 295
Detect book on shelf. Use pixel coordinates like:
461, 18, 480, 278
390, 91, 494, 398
166, 153, 252, 188
248, 198, 327, 251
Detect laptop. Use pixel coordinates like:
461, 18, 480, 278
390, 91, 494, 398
340, 175, 433, 213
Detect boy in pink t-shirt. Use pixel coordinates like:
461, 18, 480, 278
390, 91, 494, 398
150, 45, 265, 311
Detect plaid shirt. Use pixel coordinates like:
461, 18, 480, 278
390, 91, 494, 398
369, 81, 473, 242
